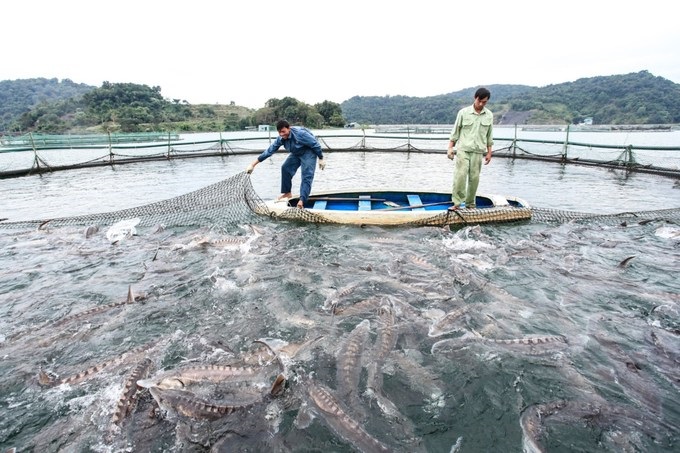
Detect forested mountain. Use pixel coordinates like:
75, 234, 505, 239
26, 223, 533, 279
0, 78, 95, 132
0, 80, 344, 134
341, 71, 680, 125
2, 71, 679, 134
515, 71, 678, 124
341, 85, 534, 126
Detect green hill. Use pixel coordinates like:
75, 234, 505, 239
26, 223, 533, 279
0, 81, 342, 134
340, 71, 680, 125
0, 78, 95, 132
2, 71, 679, 134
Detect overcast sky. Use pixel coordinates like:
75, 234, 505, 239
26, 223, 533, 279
3, 0, 678, 109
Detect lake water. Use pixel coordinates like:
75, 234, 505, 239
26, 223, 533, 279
2, 128, 680, 222
0, 130, 679, 452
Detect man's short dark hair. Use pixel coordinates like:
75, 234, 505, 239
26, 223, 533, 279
474, 87, 491, 100
276, 120, 290, 131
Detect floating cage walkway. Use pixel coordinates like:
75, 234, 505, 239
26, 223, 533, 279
1, 126, 679, 180
0, 131, 181, 148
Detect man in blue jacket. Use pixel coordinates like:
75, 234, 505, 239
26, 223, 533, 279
246, 119, 325, 209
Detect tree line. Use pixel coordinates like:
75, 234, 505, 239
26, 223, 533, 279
0, 80, 345, 134
2, 71, 679, 134
340, 71, 680, 126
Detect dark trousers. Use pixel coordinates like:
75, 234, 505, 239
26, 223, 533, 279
281, 151, 317, 202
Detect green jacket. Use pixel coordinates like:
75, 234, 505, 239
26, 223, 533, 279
449, 105, 493, 153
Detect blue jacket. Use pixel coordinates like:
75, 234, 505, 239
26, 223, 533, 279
257, 126, 323, 162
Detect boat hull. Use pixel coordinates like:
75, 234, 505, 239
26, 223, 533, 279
255, 191, 531, 226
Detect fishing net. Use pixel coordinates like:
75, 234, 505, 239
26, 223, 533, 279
1, 172, 679, 231
531, 206, 680, 226
0, 172, 267, 231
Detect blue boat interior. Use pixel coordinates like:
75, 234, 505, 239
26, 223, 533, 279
297, 192, 512, 211
407, 194, 425, 211
358, 195, 372, 211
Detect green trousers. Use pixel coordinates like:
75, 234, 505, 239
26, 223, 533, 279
452, 150, 483, 207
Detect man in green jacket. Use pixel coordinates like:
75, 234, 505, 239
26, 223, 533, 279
447, 87, 493, 210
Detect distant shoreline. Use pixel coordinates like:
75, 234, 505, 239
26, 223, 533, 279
374, 123, 679, 134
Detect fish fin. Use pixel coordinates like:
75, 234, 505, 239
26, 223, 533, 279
294, 403, 314, 429
270, 374, 286, 396
38, 369, 57, 387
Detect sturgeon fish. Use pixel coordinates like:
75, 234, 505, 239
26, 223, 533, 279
336, 319, 371, 419
303, 380, 391, 453
365, 302, 398, 402
323, 283, 362, 313
427, 305, 471, 337
149, 387, 255, 420
8, 286, 139, 345
83, 224, 99, 239
520, 398, 663, 452
142, 364, 265, 386
146, 371, 285, 421
111, 357, 155, 427
251, 336, 323, 371
432, 333, 568, 355
49, 285, 138, 329
364, 303, 423, 449
519, 400, 568, 453
38, 340, 157, 387
391, 349, 445, 416
331, 296, 383, 317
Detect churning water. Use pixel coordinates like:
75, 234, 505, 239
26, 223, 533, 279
0, 145, 679, 452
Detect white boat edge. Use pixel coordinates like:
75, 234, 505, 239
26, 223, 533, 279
256, 192, 532, 226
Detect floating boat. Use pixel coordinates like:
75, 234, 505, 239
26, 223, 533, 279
257, 190, 532, 226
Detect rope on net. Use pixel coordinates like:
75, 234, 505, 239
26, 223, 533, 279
264, 205, 533, 227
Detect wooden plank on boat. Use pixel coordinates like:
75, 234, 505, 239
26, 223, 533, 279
313, 200, 328, 210
382, 200, 453, 211
358, 195, 372, 211
407, 194, 425, 211
309, 197, 386, 201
